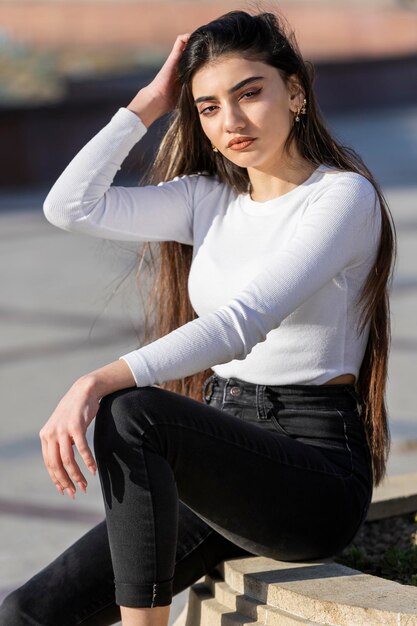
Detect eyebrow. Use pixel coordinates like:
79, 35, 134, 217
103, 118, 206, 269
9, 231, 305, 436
194, 75, 264, 104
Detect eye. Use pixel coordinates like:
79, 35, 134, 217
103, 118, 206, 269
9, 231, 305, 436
239, 87, 262, 100
198, 105, 218, 117
197, 87, 262, 116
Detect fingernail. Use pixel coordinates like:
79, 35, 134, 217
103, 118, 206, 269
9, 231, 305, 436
89, 466, 97, 476
77, 481, 87, 493
56, 484, 64, 495
65, 488, 75, 500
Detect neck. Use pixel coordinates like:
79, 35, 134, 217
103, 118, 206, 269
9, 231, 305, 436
247, 157, 317, 203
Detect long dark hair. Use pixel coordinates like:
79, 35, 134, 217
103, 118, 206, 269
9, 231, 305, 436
137, 10, 396, 486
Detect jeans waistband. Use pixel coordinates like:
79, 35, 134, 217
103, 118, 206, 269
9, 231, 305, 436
202, 373, 362, 414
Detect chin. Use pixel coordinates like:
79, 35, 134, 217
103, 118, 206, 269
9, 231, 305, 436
224, 153, 259, 168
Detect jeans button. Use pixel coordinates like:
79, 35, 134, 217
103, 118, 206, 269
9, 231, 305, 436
230, 386, 241, 397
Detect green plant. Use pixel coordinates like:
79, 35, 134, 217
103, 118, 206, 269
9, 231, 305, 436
379, 545, 417, 585
336, 544, 417, 586
336, 545, 374, 574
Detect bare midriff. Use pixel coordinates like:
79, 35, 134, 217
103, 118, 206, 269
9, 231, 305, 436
321, 374, 356, 385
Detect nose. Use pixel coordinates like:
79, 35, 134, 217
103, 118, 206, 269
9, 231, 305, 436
223, 103, 246, 133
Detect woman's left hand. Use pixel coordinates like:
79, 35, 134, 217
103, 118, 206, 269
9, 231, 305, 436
39, 360, 136, 498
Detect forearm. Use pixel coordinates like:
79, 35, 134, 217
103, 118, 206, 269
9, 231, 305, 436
43, 108, 146, 233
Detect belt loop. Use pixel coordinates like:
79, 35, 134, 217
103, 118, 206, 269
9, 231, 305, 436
222, 378, 230, 405
345, 385, 363, 417
256, 385, 267, 420
202, 374, 217, 403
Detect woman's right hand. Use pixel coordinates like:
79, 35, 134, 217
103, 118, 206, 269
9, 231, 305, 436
39, 378, 99, 498
39, 360, 135, 498
127, 33, 190, 128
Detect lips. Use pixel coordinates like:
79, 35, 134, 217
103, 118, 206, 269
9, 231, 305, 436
227, 136, 256, 150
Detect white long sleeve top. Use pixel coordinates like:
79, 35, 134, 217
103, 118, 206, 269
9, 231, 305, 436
43, 107, 381, 387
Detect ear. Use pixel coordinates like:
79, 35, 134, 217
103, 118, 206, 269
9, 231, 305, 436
287, 74, 304, 112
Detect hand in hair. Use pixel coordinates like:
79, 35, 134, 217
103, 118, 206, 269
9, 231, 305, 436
127, 33, 190, 127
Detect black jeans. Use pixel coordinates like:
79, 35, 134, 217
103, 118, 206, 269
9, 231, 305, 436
0, 374, 373, 624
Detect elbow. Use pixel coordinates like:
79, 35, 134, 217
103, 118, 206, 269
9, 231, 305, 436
43, 199, 57, 227
218, 303, 273, 362
43, 191, 89, 232
43, 193, 68, 230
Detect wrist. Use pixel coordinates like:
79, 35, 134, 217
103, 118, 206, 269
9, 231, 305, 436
127, 86, 167, 128
75, 360, 136, 399
73, 373, 102, 399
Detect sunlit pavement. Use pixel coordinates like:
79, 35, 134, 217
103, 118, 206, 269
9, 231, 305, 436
0, 105, 416, 622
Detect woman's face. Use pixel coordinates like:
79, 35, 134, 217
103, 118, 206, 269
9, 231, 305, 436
191, 55, 303, 175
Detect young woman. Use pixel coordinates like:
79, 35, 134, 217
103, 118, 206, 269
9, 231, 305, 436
0, 10, 395, 626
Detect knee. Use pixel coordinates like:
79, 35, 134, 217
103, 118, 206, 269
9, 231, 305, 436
0, 588, 33, 625
94, 386, 164, 458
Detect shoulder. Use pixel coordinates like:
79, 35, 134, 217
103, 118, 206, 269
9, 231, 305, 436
312, 166, 378, 204
156, 172, 232, 208
303, 166, 381, 234
308, 166, 380, 225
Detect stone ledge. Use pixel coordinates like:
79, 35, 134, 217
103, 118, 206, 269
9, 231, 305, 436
174, 556, 417, 626
221, 557, 417, 624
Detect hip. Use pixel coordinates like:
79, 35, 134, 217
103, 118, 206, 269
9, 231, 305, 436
202, 373, 373, 489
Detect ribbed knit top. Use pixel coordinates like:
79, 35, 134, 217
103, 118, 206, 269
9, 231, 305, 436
43, 107, 381, 387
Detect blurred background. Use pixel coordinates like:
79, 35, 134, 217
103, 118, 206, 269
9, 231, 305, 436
0, 0, 416, 623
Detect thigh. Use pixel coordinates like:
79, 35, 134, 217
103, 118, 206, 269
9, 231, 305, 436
102, 385, 370, 561
0, 504, 247, 626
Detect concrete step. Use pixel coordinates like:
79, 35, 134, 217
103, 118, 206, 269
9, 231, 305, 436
206, 574, 321, 625
186, 581, 263, 626
183, 577, 317, 626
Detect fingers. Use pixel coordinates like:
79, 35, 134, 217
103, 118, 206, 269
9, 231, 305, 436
72, 431, 97, 477
58, 435, 87, 497
176, 33, 190, 48
40, 436, 64, 496
140, 32, 190, 120
40, 428, 96, 498
167, 33, 190, 62
162, 34, 189, 66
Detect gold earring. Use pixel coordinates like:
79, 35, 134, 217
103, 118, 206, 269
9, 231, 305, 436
295, 98, 307, 122
211, 144, 218, 152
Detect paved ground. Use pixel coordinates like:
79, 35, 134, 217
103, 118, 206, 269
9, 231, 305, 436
0, 104, 416, 622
